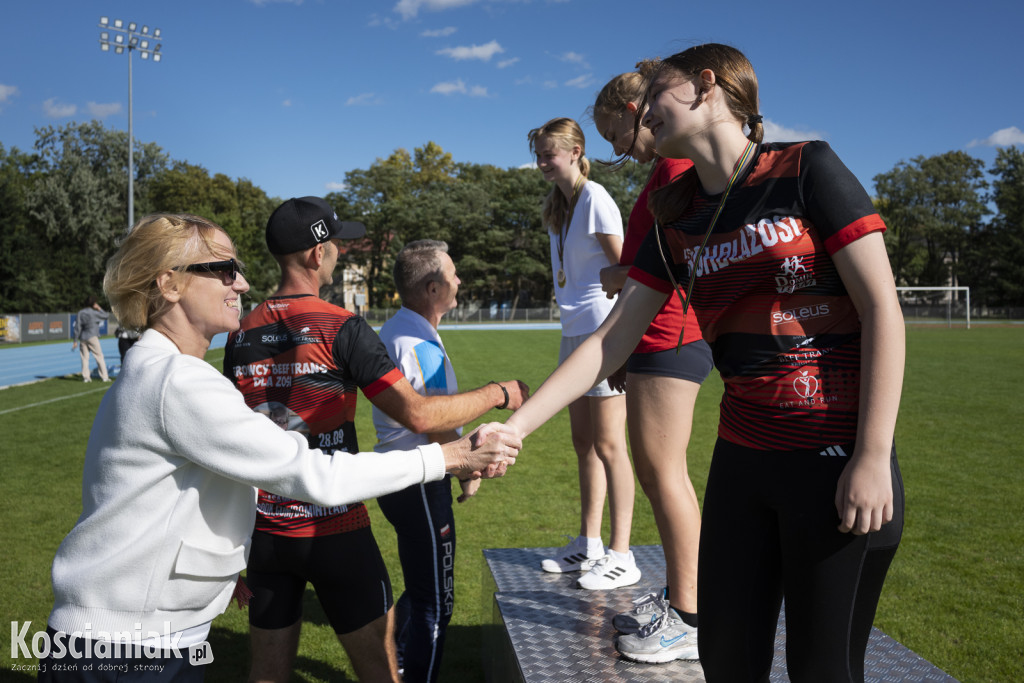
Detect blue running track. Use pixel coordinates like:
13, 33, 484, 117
0, 334, 230, 389
0, 324, 558, 389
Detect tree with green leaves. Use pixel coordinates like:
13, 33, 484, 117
962, 146, 1024, 307
453, 163, 551, 312
23, 121, 168, 311
339, 143, 463, 307
341, 149, 413, 308
874, 151, 989, 288
988, 146, 1024, 305
0, 144, 47, 312
148, 161, 280, 303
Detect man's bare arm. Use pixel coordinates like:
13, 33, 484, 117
370, 377, 529, 434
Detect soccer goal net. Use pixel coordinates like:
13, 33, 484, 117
895, 286, 971, 328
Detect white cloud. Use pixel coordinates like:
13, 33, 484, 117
368, 13, 400, 29
560, 51, 590, 69
542, 80, 558, 89
325, 181, 347, 192
43, 98, 76, 118
0, 84, 18, 104
430, 79, 487, 97
282, 99, 292, 107
421, 26, 457, 37
86, 102, 121, 118
346, 93, 382, 106
395, 0, 478, 20
967, 126, 1024, 148
437, 40, 503, 61
564, 74, 594, 89
497, 57, 519, 69
249, 0, 303, 5
762, 119, 825, 143
431, 79, 467, 95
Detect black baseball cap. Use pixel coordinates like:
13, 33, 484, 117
265, 196, 366, 255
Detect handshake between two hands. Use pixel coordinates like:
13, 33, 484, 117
444, 422, 525, 481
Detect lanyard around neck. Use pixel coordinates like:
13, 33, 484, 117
657, 139, 758, 350
556, 174, 585, 288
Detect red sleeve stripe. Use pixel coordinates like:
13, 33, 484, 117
363, 367, 405, 399
824, 214, 887, 254
627, 266, 675, 294
745, 144, 803, 184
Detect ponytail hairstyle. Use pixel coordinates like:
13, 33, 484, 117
647, 43, 763, 224
527, 117, 591, 233
589, 58, 662, 168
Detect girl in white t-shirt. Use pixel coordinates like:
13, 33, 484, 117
527, 117, 639, 589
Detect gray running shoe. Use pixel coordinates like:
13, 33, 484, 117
616, 608, 699, 664
612, 588, 669, 634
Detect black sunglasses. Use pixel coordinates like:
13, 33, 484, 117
178, 258, 241, 284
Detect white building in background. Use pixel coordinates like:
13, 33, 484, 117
338, 261, 368, 314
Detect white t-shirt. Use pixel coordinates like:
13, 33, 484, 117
548, 181, 624, 337
373, 306, 460, 452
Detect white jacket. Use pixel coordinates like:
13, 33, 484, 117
49, 329, 446, 636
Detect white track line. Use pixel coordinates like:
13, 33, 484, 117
0, 385, 110, 416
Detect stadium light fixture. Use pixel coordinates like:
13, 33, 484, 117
97, 17, 165, 228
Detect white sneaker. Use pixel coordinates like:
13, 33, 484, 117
613, 588, 669, 634
540, 535, 604, 573
577, 551, 641, 590
616, 607, 698, 663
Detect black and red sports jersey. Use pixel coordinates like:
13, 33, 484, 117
224, 294, 404, 537
629, 141, 886, 450
620, 156, 704, 353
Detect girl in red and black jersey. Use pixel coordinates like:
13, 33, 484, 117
502, 43, 904, 682
588, 61, 710, 664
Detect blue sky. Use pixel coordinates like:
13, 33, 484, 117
3, 0, 1022, 204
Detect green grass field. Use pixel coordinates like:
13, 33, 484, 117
1, 327, 1021, 682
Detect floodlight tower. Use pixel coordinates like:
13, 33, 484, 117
98, 17, 163, 228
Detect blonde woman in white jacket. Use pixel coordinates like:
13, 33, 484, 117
38, 213, 519, 682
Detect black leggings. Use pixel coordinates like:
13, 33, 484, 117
697, 439, 904, 682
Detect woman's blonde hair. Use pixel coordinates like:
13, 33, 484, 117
527, 117, 591, 233
589, 58, 661, 166
103, 213, 231, 330
647, 44, 763, 224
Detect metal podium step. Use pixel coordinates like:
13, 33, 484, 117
482, 545, 957, 682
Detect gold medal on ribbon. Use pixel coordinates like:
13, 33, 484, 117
557, 268, 566, 288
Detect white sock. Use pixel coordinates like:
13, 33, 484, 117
583, 536, 604, 554
608, 548, 632, 564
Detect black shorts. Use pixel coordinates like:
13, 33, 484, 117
626, 340, 714, 384
246, 527, 393, 635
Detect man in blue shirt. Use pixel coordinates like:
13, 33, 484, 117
373, 240, 528, 682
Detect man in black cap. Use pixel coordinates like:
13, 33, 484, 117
223, 197, 528, 683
